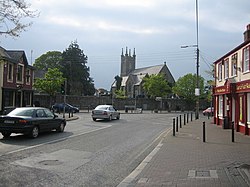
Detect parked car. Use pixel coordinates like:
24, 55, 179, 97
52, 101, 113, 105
203, 107, 214, 116
92, 105, 120, 121
0, 107, 66, 138
52, 103, 79, 113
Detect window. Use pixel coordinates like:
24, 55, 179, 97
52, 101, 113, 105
26, 69, 31, 84
24, 92, 31, 106
247, 93, 250, 123
4, 91, 14, 107
231, 53, 238, 76
218, 62, 222, 81
243, 46, 250, 72
7, 63, 13, 82
17, 64, 24, 82
239, 95, 244, 123
224, 59, 229, 79
218, 95, 223, 117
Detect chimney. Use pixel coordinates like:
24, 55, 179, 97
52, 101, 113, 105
244, 24, 250, 42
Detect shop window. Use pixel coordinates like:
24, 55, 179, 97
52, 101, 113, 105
247, 93, 250, 123
243, 46, 250, 73
218, 95, 223, 117
239, 95, 244, 123
224, 59, 229, 79
24, 92, 31, 106
4, 91, 14, 107
231, 53, 238, 77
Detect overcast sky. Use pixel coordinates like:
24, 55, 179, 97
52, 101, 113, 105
1, 0, 250, 89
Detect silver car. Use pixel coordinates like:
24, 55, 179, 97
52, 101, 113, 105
92, 105, 120, 121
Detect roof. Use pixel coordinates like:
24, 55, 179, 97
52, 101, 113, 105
130, 64, 164, 76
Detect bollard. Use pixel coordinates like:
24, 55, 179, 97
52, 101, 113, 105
232, 121, 235, 142
184, 114, 186, 125
208, 112, 210, 119
173, 118, 176, 136
180, 115, 182, 128
187, 113, 189, 123
203, 121, 206, 142
191, 112, 193, 121
176, 117, 178, 132
68, 111, 71, 118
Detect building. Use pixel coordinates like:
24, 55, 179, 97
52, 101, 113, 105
112, 47, 175, 98
0, 47, 34, 113
213, 24, 250, 135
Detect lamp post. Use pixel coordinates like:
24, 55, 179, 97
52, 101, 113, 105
181, 0, 199, 119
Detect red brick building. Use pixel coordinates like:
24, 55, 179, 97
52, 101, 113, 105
0, 46, 34, 113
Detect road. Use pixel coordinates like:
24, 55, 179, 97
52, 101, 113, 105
0, 111, 177, 186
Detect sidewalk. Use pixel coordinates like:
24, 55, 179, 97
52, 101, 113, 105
126, 115, 250, 187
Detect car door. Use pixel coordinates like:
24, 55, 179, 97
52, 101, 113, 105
44, 108, 59, 130
35, 109, 48, 132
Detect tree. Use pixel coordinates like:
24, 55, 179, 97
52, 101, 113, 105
33, 51, 62, 71
115, 89, 126, 99
34, 68, 65, 105
60, 41, 95, 95
143, 74, 171, 98
114, 75, 122, 90
172, 73, 205, 103
0, 0, 39, 38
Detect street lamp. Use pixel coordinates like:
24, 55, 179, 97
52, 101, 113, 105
181, 0, 200, 119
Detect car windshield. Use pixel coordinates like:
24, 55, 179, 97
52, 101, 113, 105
95, 106, 109, 110
7, 108, 35, 117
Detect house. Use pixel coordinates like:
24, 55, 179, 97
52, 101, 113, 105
111, 47, 175, 98
0, 46, 34, 113
213, 24, 250, 135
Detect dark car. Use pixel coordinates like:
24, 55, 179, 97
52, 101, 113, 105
92, 105, 120, 121
0, 107, 66, 138
52, 103, 79, 113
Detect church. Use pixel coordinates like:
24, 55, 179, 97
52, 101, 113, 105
111, 47, 175, 98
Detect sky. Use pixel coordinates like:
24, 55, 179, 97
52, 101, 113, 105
1, 0, 250, 90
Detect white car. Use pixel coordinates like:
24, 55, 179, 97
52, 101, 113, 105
92, 105, 120, 121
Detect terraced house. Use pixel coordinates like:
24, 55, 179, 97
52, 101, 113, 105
0, 47, 34, 114
213, 24, 250, 135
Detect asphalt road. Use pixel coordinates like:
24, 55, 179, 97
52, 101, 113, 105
0, 111, 177, 187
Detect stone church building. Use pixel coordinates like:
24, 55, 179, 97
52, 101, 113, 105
111, 47, 175, 98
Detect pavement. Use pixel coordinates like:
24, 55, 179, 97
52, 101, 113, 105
118, 114, 250, 187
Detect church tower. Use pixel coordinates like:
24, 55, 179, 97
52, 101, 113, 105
120, 47, 136, 77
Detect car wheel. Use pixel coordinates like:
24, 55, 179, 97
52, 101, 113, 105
93, 118, 97, 121
109, 115, 112, 121
30, 126, 39, 138
57, 122, 65, 132
116, 114, 120, 120
2, 132, 11, 138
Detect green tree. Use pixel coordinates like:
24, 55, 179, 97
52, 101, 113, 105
115, 89, 126, 99
172, 73, 205, 102
0, 0, 39, 38
60, 41, 95, 95
34, 68, 65, 105
143, 74, 171, 98
33, 51, 62, 71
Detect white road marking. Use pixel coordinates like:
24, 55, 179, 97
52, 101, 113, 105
0, 125, 111, 157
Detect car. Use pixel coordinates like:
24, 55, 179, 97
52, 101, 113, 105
92, 105, 120, 121
52, 103, 79, 113
203, 107, 214, 116
0, 107, 66, 138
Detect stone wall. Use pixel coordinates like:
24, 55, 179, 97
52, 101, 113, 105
34, 93, 209, 112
